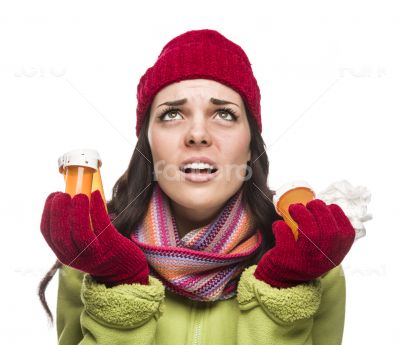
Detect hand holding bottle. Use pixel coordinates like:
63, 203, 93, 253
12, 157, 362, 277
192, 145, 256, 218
254, 199, 356, 288
40, 190, 150, 287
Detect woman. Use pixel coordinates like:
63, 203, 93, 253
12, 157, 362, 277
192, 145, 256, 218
38, 29, 355, 345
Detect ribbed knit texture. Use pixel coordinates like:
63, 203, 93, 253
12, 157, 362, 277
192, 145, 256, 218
254, 200, 356, 288
40, 190, 150, 288
135, 29, 262, 137
130, 182, 262, 301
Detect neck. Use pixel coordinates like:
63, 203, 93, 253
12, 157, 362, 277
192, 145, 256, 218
169, 201, 223, 238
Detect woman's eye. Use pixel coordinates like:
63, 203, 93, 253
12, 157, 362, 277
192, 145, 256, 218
158, 107, 238, 122
160, 110, 183, 121
217, 110, 237, 121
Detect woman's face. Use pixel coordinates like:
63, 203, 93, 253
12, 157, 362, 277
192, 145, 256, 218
147, 79, 251, 227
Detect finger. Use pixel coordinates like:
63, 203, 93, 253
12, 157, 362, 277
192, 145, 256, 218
306, 199, 338, 242
272, 220, 296, 247
328, 203, 356, 245
49, 193, 72, 261
327, 204, 356, 264
288, 203, 319, 242
40, 192, 63, 246
90, 190, 113, 239
328, 203, 354, 232
50, 194, 84, 259
69, 193, 97, 257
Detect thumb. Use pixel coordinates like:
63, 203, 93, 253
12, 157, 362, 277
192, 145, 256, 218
272, 220, 296, 247
90, 190, 112, 237
40, 192, 63, 241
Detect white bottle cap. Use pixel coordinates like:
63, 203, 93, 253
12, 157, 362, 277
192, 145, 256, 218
272, 180, 315, 210
59, 149, 102, 171
58, 155, 65, 173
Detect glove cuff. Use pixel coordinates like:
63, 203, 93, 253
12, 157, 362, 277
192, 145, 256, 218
254, 257, 309, 288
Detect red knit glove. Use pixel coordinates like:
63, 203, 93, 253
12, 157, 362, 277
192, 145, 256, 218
254, 199, 355, 288
40, 190, 149, 287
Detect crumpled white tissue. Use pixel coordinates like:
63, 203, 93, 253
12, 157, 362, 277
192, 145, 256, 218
316, 179, 372, 241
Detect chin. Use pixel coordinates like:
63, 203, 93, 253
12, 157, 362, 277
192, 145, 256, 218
160, 180, 217, 200
175, 181, 221, 198
164, 180, 242, 207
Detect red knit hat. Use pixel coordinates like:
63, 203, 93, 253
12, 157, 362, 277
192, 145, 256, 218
135, 29, 262, 137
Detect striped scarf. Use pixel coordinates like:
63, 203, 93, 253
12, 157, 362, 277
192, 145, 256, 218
130, 182, 262, 302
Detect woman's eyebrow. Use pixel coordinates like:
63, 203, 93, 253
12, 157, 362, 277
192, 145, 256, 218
157, 98, 239, 108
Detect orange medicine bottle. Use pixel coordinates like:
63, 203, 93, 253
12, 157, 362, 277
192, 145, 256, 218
58, 149, 107, 210
273, 180, 316, 240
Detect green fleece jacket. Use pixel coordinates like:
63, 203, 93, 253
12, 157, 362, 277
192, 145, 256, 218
56, 264, 346, 345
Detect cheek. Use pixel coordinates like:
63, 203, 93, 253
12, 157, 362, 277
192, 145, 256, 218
149, 129, 177, 162
221, 136, 250, 163
217, 139, 250, 181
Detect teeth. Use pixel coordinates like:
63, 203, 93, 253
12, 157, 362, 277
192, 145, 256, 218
182, 162, 216, 170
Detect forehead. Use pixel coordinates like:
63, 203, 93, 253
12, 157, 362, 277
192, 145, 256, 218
153, 79, 243, 105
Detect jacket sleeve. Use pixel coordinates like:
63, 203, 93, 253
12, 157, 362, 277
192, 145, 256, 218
56, 265, 85, 344
236, 264, 345, 345
56, 265, 165, 345
311, 264, 346, 345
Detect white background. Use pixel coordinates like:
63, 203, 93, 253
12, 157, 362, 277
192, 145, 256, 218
1, 0, 398, 343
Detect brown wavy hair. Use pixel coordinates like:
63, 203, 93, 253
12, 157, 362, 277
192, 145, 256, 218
38, 105, 281, 324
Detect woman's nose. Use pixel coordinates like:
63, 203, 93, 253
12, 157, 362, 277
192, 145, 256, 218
184, 118, 212, 147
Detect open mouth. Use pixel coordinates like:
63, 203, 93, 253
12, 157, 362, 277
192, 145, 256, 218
180, 167, 218, 174
178, 165, 219, 182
